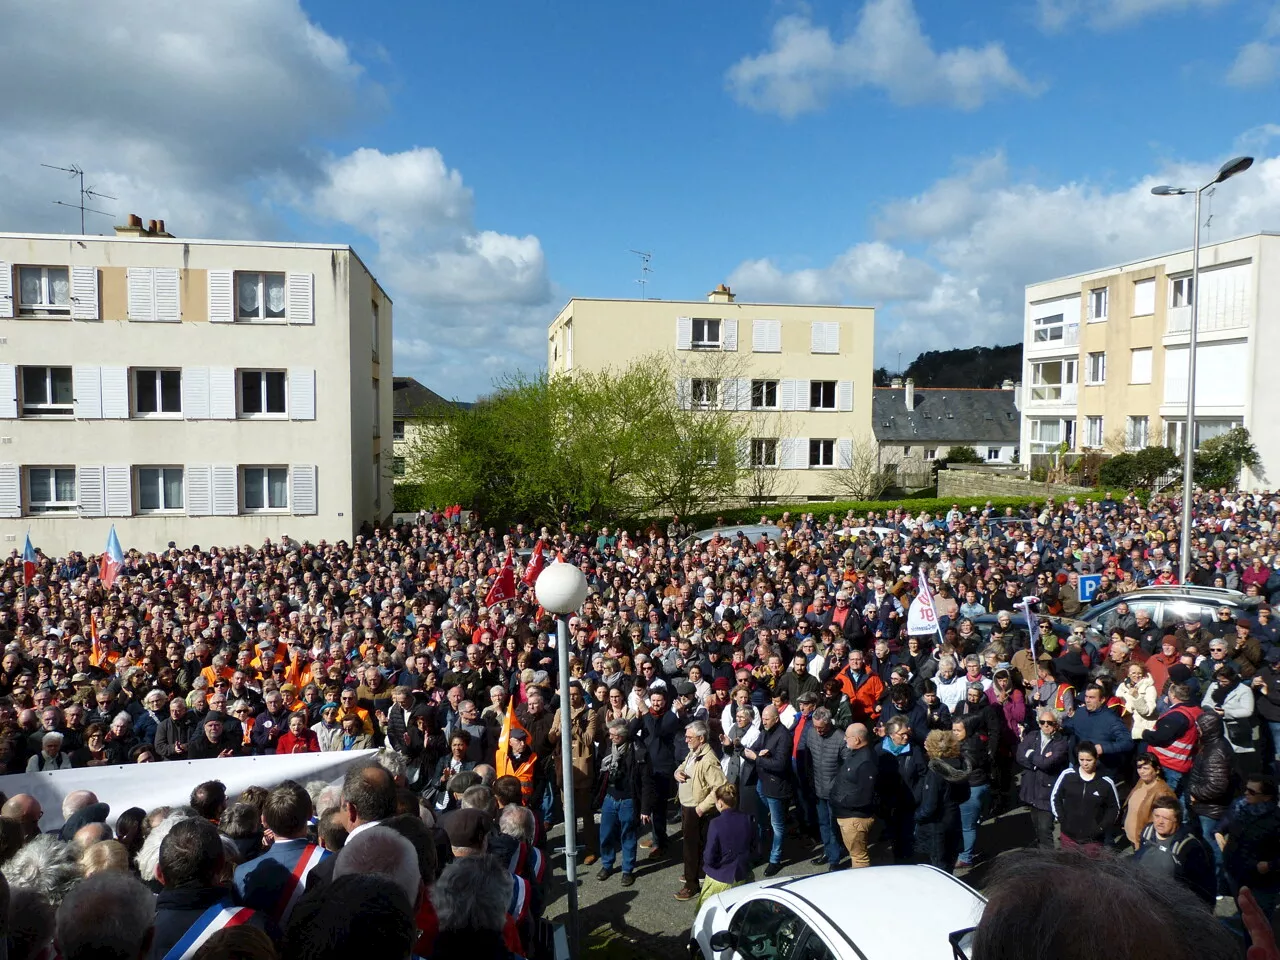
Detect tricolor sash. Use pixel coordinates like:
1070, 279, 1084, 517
273, 843, 328, 923
162, 901, 255, 960
508, 874, 531, 923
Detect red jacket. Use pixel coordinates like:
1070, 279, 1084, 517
276, 730, 320, 754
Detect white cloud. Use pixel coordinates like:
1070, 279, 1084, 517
1036, 0, 1233, 30
726, 1, 1037, 117
0, 2, 553, 399
1226, 6, 1280, 86
727, 147, 1280, 368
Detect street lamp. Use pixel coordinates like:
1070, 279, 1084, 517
534, 557, 589, 957
1151, 155, 1253, 582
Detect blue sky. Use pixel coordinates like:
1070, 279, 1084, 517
2, 1, 1279, 397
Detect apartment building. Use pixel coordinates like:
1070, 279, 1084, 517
547, 284, 874, 501
0, 217, 394, 554
391, 376, 466, 480
1021, 232, 1280, 488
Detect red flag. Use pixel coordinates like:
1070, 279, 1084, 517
522, 541, 545, 586
486, 550, 516, 606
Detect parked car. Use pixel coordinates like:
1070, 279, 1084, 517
1063, 585, 1260, 641
966, 612, 1072, 645
689, 864, 985, 960
680, 524, 783, 550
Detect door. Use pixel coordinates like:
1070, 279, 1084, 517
728, 898, 813, 960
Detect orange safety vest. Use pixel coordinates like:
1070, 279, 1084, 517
496, 749, 537, 801
1149, 704, 1202, 773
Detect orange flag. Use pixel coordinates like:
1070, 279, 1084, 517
497, 695, 527, 758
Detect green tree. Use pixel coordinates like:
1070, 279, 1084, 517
1194, 426, 1262, 489
1131, 445, 1180, 488
942, 445, 983, 464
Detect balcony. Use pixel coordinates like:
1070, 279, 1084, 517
1028, 323, 1079, 353
1028, 382, 1077, 405
1166, 304, 1247, 336
1167, 305, 1190, 334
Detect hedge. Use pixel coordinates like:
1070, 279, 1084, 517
394, 483, 429, 513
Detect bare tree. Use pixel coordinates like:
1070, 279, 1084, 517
827, 435, 898, 501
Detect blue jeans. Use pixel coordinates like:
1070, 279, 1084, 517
1164, 768, 1184, 794
538, 780, 558, 826
757, 788, 787, 864
599, 795, 638, 873
958, 783, 989, 862
1267, 721, 1280, 776
1197, 814, 1225, 893
815, 798, 841, 865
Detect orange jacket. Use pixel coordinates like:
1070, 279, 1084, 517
837, 667, 884, 723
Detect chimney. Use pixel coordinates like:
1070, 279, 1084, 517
1013, 381, 1022, 411
905, 378, 915, 412
1001, 378, 1015, 390
114, 213, 146, 238
707, 283, 735, 303
890, 377, 903, 388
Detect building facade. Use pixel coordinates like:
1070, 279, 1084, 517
0, 218, 394, 554
547, 284, 875, 501
391, 376, 466, 481
1021, 232, 1280, 488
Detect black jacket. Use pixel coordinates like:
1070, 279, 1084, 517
1133, 824, 1217, 905
1050, 768, 1120, 844
830, 745, 878, 818
629, 708, 687, 775
150, 886, 274, 960
1186, 712, 1236, 820
593, 739, 655, 815
154, 715, 198, 760
804, 724, 846, 799
915, 757, 970, 824
954, 703, 998, 787
751, 721, 794, 800
1016, 729, 1070, 812
875, 741, 927, 816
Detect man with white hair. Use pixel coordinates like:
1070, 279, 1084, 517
429, 855, 515, 960
332, 826, 421, 913
57, 871, 156, 960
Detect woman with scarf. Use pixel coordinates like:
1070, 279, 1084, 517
719, 705, 760, 821
312, 701, 344, 752
1202, 665, 1259, 777
875, 715, 927, 864
914, 729, 970, 872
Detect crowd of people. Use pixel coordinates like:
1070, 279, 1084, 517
3, 488, 1280, 955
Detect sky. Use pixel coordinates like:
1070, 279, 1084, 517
2, 0, 1279, 399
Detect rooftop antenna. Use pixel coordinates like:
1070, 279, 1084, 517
629, 249, 653, 299
42, 163, 115, 234
1202, 186, 1215, 244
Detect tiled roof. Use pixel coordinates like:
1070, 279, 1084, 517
392, 377, 470, 418
872, 388, 1020, 444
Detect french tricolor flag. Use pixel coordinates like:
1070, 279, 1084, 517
101, 525, 124, 589
21, 533, 36, 586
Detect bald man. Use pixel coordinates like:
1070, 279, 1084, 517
831, 723, 878, 869
0, 795, 42, 841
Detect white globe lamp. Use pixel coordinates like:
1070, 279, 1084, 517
535, 559, 588, 614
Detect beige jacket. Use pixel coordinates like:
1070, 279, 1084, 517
549, 702, 603, 791
677, 743, 726, 815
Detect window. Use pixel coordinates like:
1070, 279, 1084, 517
236, 272, 286, 322
987, 447, 1001, 461
20, 366, 73, 416
393, 419, 405, 441
1029, 359, 1077, 402
1088, 287, 1108, 321
697, 444, 718, 466
239, 370, 287, 416
27, 467, 76, 513
1167, 417, 1245, 454
1126, 415, 1149, 450
691, 318, 721, 349
134, 369, 182, 416
691, 378, 718, 408
243, 466, 288, 511
1130, 348, 1152, 384
1032, 314, 1073, 343
1133, 278, 1155, 316
392, 456, 406, 477
137, 467, 183, 512
1086, 352, 1106, 385
372, 378, 380, 437
1029, 417, 1076, 454
751, 438, 778, 467
729, 898, 812, 960
924, 448, 937, 461
751, 380, 778, 409
371, 299, 380, 358
17, 266, 70, 317
809, 381, 836, 410
808, 439, 834, 467
1085, 416, 1104, 448
1170, 275, 1193, 308
902, 445, 911, 457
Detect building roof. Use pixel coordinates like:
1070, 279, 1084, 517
1028, 231, 1278, 288
872, 388, 1019, 444
393, 377, 469, 418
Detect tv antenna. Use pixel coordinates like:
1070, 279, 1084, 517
42, 163, 115, 234
629, 249, 653, 299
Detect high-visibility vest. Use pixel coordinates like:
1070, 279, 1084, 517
496, 749, 537, 801
1149, 704, 1203, 773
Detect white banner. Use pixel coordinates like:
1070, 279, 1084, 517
907, 593, 939, 636
0, 749, 378, 831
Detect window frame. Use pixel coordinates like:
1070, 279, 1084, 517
810, 380, 837, 411
751, 379, 778, 410
238, 369, 288, 418
136, 466, 185, 513
690, 318, 721, 349
16, 266, 71, 318
20, 365, 74, 417
392, 456, 407, 477
241, 465, 290, 513
1170, 275, 1193, 308
1085, 415, 1104, 448
1086, 352, 1106, 385
133, 368, 183, 418
987, 447, 1001, 461
750, 438, 778, 467
27, 466, 77, 513
924, 448, 937, 461
234, 271, 288, 323
1087, 287, 1108, 322
690, 378, 718, 409
392, 419, 406, 441
1126, 415, 1149, 451
1032, 313, 1065, 342
808, 439, 835, 468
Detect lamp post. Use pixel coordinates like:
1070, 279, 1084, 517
534, 558, 589, 958
1151, 155, 1253, 583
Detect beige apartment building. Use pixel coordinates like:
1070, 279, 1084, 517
0, 217, 394, 555
1021, 231, 1280, 488
547, 284, 875, 501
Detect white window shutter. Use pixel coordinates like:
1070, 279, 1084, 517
721, 318, 738, 352
676, 378, 691, 410
208, 270, 234, 323
0, 364, 16, 418
104, 465, 131, 516
779, 379, 796, 412
826, 322, 840, 354
70, 266, 99, 320
794, 379, 810, 412
753, 319, 781, 353
185, 465, 213, 516
810, 322, 825, 353
73, 366, 103, 419
209, 368, 236, 420
769, 320, 782, 353
798, 437, 810, 468
289, 368, 316, 421
291, 464, 317, 515
127, 268, 156, 322
154, 269, 180, 322
735, 378, 752, 411
183, 367, 210, 420
78, 465, 105, 517
837, 438, 853, 469
0, 262, 12, 319
735, 438, 750, 468
100, 366, 129, 419
212, 465, 238, 515
676, 316, 692, 350
837, 380, 854, 412
286, 273, 314, 325
0, 463, 18, 517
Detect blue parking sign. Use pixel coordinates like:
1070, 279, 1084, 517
1078, 574, 1102, 604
